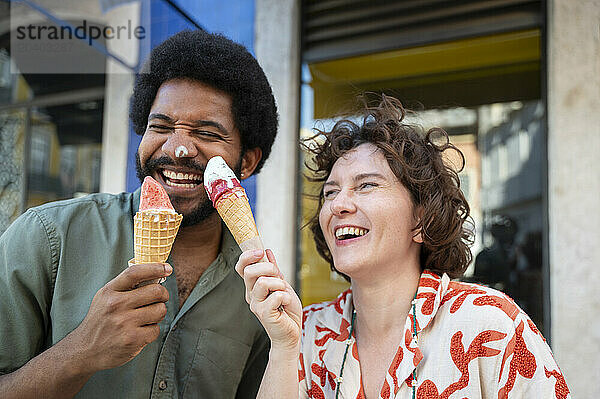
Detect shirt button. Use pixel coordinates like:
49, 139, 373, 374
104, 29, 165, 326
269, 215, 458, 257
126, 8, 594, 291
158, 380, 167, 390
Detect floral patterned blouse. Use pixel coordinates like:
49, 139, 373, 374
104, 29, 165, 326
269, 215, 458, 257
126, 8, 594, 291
298, 271, 570, 399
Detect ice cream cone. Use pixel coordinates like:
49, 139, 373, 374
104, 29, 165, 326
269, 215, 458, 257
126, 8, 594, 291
204, 156, 267, 261
213, 187, 267, 260
214, 187, 258, 243
133, 210, 183, 264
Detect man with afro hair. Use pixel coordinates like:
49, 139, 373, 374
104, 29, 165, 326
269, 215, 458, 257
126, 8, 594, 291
0, 30, 278, 398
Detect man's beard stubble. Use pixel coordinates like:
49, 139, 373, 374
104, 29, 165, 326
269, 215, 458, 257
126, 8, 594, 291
135, 153, 243, 227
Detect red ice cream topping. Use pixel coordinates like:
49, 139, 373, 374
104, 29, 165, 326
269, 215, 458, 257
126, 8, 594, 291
207, 178, 243, 204
139, 176, 175, 211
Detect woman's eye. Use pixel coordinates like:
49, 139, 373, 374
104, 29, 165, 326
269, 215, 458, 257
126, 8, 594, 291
359, 182, 377, 190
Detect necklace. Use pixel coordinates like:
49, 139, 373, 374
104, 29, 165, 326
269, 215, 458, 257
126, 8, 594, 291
335, 292, 419, 399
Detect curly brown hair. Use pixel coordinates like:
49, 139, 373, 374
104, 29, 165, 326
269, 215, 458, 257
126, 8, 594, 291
303, 95, 474, 280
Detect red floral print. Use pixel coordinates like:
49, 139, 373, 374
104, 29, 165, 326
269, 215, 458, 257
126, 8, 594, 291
544, 366, 570, 399
299, 271, 570, 399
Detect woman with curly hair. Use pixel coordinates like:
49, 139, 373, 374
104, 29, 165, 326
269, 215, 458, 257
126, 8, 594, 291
236, 95, 569, 398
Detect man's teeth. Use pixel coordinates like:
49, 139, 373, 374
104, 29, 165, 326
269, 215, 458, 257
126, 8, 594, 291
335, 227, 368, 239
162, 170, 202, 188
165, 181, 196, 188
162, 170, 202, 181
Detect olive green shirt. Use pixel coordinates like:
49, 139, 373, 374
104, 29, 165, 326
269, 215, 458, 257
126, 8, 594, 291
0, 191, 269, 398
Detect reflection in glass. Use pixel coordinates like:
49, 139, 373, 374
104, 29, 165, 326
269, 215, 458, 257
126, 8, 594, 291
26, 107, 103, 208
0, 46, 104, 233
0, 109, 26, 233
472, 101, 545, 332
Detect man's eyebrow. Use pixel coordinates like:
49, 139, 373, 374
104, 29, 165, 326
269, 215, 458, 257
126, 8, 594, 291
148, 113, 175, 123
323, 180, 338, 188
147, 114, 229, 134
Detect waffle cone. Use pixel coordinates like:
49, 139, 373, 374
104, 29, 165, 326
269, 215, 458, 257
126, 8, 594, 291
134, 210, 182, 263
215, 189, 259, 245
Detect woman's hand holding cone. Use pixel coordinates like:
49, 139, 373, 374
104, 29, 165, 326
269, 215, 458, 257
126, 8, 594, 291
235, 249, 302, 351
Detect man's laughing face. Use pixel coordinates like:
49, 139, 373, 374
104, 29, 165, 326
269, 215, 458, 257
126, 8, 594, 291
136, 78, 248, 227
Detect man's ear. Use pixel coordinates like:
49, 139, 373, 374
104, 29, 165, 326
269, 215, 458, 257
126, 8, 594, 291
240, 147, 262, 179
412, 206, 425, 244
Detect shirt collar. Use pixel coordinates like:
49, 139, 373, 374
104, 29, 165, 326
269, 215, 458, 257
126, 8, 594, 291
170, 222, 240, 325
317, 270, 451, 398
220, 225, 241, 269
320, 270, 450, 334
413, 270, 450, 334
132, 187, 140, 218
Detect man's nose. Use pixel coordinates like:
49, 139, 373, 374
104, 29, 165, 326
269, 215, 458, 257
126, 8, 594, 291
330, 190, 356, 216
161, 130, 198, 159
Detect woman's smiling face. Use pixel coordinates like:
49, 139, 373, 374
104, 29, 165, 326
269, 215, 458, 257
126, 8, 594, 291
318, 143, 423, 279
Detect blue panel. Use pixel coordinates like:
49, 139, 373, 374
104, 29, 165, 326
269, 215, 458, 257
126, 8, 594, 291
125, 121, 143, 191
170, 0, 255, 53
126, 0, 257, 214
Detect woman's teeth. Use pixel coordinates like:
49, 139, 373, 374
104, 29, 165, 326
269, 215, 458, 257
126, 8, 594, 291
335, 226, 368, 240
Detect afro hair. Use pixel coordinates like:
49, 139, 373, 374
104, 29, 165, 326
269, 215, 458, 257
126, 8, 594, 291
130, 29, 278, 174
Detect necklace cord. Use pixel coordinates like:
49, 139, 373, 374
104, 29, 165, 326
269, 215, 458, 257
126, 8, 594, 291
334, 291, 419, 398
335, 311, 356, 399
412, 298, 418, 399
